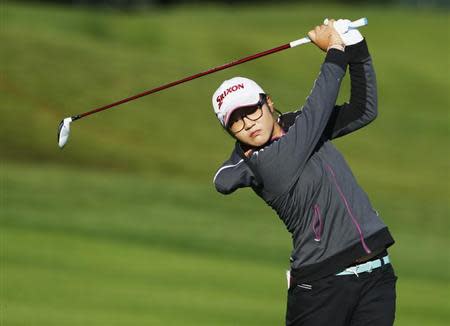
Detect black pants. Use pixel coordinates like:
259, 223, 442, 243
286, 264, 397, 326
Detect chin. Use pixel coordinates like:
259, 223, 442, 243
249, 134, 270, 147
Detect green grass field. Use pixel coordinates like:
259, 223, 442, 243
1, 2, 449, 325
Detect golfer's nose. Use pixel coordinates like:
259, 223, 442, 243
243, 116, 256, 130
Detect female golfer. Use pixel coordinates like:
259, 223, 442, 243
212, 20, 397, 325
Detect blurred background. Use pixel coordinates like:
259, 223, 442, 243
1, 0, 449, 325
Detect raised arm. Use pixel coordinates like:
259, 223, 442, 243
244, 49, 348, 197
324, 39, 378, 139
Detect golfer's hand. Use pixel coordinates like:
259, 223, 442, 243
333, 19, 364, 46
308, 19, 344, 52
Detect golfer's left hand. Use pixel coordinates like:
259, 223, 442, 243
308, 19, 344, 52
332, 19, 364, 46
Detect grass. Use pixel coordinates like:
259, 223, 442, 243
2, 163, 449, 325
2, 163, 290, 325
1, 2, 449, 325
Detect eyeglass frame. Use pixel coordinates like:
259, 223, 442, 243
227, 94, 268, 134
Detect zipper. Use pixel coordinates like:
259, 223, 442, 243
324, 163, 372, 254
311, 204, 323, 242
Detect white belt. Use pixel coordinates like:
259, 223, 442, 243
336, 255, 390, 276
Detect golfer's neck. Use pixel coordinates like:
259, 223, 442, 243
270, 122, 285, 141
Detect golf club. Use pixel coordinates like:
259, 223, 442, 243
57, 17, 368, 148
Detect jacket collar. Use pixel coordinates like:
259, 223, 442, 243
234, 111, 301, 159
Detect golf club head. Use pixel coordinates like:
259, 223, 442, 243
57, 117, 73, 148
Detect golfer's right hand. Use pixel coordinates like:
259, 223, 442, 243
308, 19, 344, 52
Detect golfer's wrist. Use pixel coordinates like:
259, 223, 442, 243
327, 33, 345, 52
324, 47, 347, 70
345, 38, 369, 63
327, 43, 345, 52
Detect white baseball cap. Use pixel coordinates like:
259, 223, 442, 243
212, 77, 265, 127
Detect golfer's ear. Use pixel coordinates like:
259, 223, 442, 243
266, 95, 275, 112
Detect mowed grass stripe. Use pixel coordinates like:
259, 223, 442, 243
4, 227, 285, 326
2, 163, 290, 267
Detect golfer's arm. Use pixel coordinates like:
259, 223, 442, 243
247, 50, 347, 195
214, 155, 259, 194
324, 39, 378, 139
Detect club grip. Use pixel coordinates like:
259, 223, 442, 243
349, 17, 368, 29
289, 17, 368, 48
323, 17, 368, 29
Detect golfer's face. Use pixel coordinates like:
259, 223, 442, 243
228, 104, 275, 147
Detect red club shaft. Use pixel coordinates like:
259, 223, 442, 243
73, 42, 291, 120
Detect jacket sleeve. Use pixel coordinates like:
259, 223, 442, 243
324, 39, 378, 140
244, 49, 348, 197
213, 151, 259, 195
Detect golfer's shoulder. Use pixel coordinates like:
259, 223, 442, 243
214, 148, 244, 175
213, 149, 250, 194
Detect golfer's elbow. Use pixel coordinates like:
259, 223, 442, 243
365, 101, 378, 124
214, 182, 234, 195
365, 65, 378, 123
365, 91, 378, 124
357, 77, 378, 125
213, 175, 235, 195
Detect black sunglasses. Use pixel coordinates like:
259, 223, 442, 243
227, 94, 268, 133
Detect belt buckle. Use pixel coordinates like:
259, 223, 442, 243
346, 266, 359, 277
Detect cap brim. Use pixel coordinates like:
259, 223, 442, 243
223, 100, 261, 127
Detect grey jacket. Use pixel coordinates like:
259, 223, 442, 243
213, 40, 394, 282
